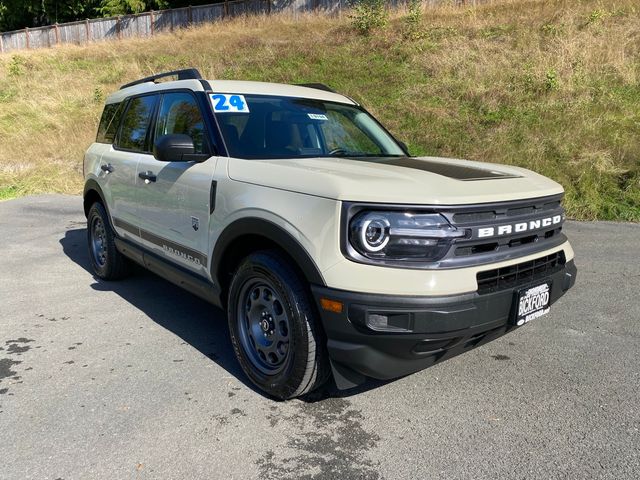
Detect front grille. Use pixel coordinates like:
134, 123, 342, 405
454, 226, 562, 257
451, 199, 562, 224
476, 251, 566, 294
446, 195, 566, 261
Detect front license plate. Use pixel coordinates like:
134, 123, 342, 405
513, 281, 551, 326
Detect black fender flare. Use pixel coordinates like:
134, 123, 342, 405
211, 217, 326, 287
83, 179, 116, 229
83, 179, 105, 212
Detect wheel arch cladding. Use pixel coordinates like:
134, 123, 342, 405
212, 218, 326, 303
83, 179, 106, 217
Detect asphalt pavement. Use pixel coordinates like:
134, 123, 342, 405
0, 194, 638, 480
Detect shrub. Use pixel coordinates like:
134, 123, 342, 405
350, 0, 388, 35
8, 55, 24, 76
403, 0, 423, 40
587, 9, 610, 25
545, 69, 559, 91
93, 87, 104, 103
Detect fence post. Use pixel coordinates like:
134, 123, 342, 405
188, 5, 193, 26
25, 27, 30, 49
150, 11, 154, 36
224, 0, 229, 18
116, 16, 122, 39
267, 0, 271, 15
0, 34, 3, 53
54, 23, 60, 45
85, 19, 91, 43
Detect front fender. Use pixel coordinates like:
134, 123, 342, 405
210, 216, 326, 287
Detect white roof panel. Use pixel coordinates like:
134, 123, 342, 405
206, 80, 355, 105
106, 79, 355, 105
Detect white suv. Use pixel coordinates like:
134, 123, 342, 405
83, 68, 577, 399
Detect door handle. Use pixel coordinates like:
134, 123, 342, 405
138, 171, 157, 184
100, 164, 114, 174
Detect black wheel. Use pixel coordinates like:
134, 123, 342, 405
87, 202, 131, 280
228, 250, 330, 400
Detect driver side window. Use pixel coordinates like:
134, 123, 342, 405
155, 92, 206, 154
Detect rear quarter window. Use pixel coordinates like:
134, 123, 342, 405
96, 102, 124, 144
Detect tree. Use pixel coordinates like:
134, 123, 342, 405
0, 0, 219, 31
0, 0, 100, 30
98, 0, 169, 16
0, 1, 45, 30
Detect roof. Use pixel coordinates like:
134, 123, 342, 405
106, 78, 356, 106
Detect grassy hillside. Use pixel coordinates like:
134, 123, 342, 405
0, 0, 638, 220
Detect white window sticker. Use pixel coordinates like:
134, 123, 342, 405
210, 94, 250, 113
307, 113, 328, 120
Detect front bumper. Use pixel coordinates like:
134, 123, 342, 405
312, 260, 577, 390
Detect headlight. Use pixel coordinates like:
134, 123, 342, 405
349, 210, 467, 262
358, 214, 390, 252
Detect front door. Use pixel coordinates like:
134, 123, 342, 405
135, 91, 217, 278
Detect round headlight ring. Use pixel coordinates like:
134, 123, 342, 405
359, 216, 390, 252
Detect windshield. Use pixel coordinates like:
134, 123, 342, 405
213, 95, 405, 159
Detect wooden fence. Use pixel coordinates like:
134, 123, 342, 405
0, 0, 474, 53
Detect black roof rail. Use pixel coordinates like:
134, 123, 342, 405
295, 83, 337, 93
120, 68, 202, 90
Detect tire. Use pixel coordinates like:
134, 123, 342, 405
87, 202, 131, 280
227, 250, 330, 400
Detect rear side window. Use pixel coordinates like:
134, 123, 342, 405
116, 95, 158, 152
96, 102, 124, 144
155, 92, 207, 154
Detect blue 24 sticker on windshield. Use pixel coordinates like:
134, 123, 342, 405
210, 94, 250, 113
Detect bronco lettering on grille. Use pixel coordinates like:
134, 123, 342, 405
476, 215, 563, 239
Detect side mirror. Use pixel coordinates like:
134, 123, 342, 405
153, 134, 196, 162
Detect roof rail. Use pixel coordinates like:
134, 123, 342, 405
120, 68, 203, 90
295, 83, 337, 93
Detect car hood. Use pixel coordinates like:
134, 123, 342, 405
227, 155, 564, 205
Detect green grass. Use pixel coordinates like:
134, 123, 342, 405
0, 185, 18, 200
0, 0, 638, 220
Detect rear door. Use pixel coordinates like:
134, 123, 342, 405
107, 94, 159, 239
135, 91, 217, 277
92, 101, 137, 240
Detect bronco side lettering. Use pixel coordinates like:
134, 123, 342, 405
162, 244, 202, 266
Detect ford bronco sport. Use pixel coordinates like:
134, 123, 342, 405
83, 68, 577, 399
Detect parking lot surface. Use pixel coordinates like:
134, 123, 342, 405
1, 195, 638, 479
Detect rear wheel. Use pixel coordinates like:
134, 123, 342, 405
228, 250, 330, 399
87, 202, 131, 280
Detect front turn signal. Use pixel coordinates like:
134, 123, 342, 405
320, 298, 344, 314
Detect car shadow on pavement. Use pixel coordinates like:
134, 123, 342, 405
60, 228, 387, 402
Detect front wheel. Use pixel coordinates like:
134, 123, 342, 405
227, 250, 329, 399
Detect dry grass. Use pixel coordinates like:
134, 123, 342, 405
0, 0, 638, 219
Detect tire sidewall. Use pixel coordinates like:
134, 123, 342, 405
87, 203, 116, 279
228, 254, 312, 399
